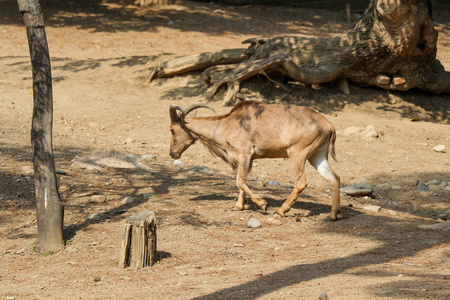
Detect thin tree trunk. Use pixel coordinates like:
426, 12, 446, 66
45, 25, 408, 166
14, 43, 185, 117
17, 0, 64, 252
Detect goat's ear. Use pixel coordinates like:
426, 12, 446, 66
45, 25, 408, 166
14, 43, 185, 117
170, 105, 180, 123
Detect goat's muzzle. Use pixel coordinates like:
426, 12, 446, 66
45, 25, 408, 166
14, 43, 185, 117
170, 150, 180, 159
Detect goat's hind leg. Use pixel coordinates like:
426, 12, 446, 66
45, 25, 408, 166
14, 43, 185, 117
308, 149, 341, 221
276, 151, 308, 217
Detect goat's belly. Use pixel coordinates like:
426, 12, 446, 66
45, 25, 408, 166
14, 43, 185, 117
253, 146, 289, 159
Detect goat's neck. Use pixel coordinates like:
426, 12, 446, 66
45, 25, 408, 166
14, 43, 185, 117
185, 117, 224, 143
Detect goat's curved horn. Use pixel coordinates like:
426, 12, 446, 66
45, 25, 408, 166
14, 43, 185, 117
169, 105, 185, 122
183, 103, 216, 118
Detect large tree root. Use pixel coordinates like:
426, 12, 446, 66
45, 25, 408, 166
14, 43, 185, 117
150, 0, 450, 105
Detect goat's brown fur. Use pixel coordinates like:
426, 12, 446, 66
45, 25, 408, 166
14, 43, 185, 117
170, 101, 341, 220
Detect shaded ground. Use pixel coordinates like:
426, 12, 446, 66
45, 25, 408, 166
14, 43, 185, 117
0, 1, 449, 299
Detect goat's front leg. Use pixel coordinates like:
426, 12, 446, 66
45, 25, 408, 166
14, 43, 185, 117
234, 189, 247, 211
235, 162, 267, 211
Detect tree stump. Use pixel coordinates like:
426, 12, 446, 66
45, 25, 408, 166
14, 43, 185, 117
119, 210, 157, 269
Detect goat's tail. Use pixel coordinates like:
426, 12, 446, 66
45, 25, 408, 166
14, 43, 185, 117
328, 128, 337, 162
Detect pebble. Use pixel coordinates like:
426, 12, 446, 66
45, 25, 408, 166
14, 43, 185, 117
58, 182, 71, 193
141, 154, 157, 161
247, 218, 262, 228
86, 212, 104, 220
90, 194, 107, 203
363, 205, 381, 212
340, 183, 373, 197
343, 126, 363, 136
188, 166, 213, 174
416, 181, 429, 192
121, 196, 134, 205
427, 179, 440, 185
266, 180, 281, 187
387, 93, 402, 104
433, 144, 445, 153
318, 292, 329, 300
173, 160, 184, 166
141, 193, 154, 200
265, 217, 282, 226
362, 125, 379, 139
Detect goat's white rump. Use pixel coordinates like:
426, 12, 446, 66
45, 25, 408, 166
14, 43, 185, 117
169, 101, 341, 220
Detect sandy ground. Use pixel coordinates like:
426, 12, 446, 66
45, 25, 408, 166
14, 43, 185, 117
0, 1, 449, 299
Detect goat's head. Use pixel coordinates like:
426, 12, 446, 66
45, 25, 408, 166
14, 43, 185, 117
169, 103, 216, 159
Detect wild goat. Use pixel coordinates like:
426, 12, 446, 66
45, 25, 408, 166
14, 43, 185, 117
169, 101, 341, 220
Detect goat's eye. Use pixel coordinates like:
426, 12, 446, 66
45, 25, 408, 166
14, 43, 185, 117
171, 129, 175, 135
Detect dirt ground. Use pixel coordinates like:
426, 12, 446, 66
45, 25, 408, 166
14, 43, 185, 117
1, 1, 449, 299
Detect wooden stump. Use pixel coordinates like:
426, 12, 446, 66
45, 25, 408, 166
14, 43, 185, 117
119, 210, 157, 269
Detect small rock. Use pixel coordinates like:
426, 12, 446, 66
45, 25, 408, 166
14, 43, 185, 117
393, 76, 406, 85
387, 94, 402, 104
173, 160, 184, 166
58, 182, 71, 193
266, 180, 281, 187
363, 205, 381, 212
247, 218, 262, 228
122, 138, 134, 145
21, 166, 34, 175
188, 166, 213, 174
337, 78, 350, 95
141, 193, 154, 200
233, 243, 245, 247
93, 276, 101, 282
433, 144, 445, 153
440, 181, 447, 187
446, 186, 450, 191
318, 292, 329, 300
416, 181, 429, 192
266, 217, 282, 226
376, 74, 391, 85
86, 212, 104, 220
362, 125, 379, 139
121, 196, 134, 205
428, 179, 440, 185
90, 194, 107, 203
343, 126, 363, 136
141, 154, 157, 161
340, 183, 373, 197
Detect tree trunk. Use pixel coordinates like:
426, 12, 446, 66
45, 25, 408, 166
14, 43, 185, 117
18, 0, 64, 252
150, 0, 450, 105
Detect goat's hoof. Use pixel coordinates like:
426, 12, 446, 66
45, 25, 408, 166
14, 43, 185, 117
232, 206, 244, 211
274, 209, 286, 217
260, 203, 267, 212
325, 215, 338, 222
